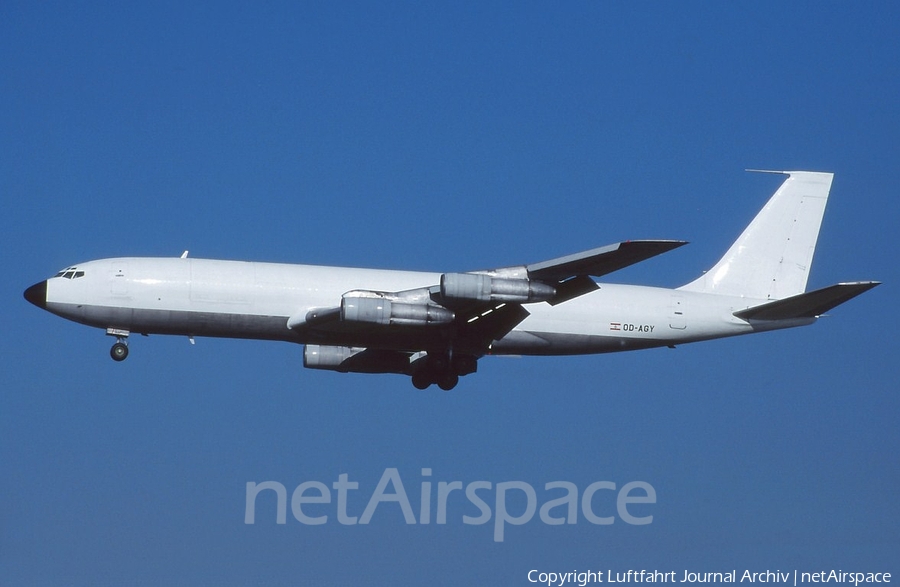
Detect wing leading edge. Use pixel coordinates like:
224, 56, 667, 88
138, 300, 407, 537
525, 240, 688, 280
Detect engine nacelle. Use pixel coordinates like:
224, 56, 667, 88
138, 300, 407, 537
341, 295, 455, 326
303, 344, 356, 370
303, 345, 412, 374
440, 273, 556, 303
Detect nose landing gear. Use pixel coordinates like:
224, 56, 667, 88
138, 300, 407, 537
110, 341, 129, 361
106, 328, 130, 362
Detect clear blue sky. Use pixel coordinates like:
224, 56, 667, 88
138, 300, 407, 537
2, 2, 897, 585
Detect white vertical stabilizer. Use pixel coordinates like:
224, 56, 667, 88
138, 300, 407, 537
679, 171, 833, 300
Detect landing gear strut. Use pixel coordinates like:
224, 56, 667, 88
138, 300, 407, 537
106, 328, 130, 362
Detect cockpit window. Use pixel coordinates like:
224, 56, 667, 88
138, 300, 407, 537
54, 267, 85, 279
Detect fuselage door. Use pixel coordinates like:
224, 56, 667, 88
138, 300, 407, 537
669, 294, 686, 330
108, 261, 129, 296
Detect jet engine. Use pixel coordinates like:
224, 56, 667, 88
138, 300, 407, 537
440, 273, 556, 303
303, 345, 412, 374
341, 295, 454, 326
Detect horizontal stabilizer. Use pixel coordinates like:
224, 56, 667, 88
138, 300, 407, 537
734, 281, 880, 321
527, 240, 687, 280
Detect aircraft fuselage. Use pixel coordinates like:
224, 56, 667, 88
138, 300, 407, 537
29, 257, 803, 355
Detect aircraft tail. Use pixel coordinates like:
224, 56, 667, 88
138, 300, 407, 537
679, 170, 833, 300
732, 281, 879, 321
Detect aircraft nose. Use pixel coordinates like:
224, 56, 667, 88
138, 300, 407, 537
24, 280, 47, 309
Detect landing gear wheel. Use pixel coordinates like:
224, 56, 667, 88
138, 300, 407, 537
110, 342, 129, 362
412, 372, 431, 390
437, 373, 459, 391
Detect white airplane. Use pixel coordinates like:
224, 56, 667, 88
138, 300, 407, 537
24, 170, 878, 390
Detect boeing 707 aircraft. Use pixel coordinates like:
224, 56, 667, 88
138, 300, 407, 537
24, 171, 878, 390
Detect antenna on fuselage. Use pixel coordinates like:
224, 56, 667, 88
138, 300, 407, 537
181, 250, 189, 258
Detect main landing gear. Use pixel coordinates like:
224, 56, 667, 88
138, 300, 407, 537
106, 328, 130, 362
412, 371, 459, 391
410, 352, 476, 391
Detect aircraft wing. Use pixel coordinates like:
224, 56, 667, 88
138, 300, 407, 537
525, 240, 688, 280
521, 240, 687, 305
290, 239, 687, 351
